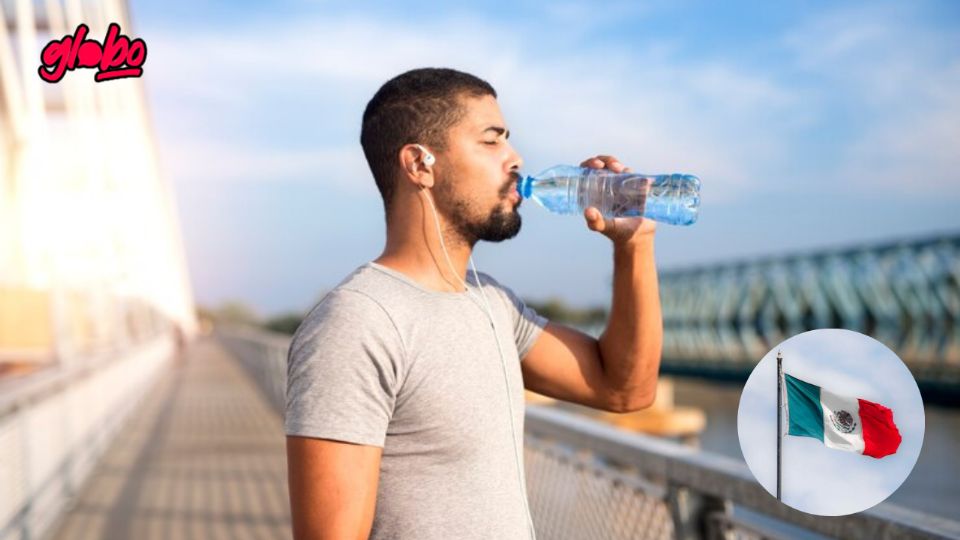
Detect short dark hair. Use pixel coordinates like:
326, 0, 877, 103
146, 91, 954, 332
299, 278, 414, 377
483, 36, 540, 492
360, 68, 497, 213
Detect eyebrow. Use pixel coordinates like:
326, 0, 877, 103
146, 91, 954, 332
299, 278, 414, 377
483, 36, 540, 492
483, 126, 510, 139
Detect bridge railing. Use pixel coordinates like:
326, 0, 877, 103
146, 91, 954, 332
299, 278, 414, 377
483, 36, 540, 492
0, 333, 174, 540
217, 324, 960, 540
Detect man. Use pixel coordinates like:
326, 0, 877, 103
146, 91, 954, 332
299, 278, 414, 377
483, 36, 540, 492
286, 67, 662, 539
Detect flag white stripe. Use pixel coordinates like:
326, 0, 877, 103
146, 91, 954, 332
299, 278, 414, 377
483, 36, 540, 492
820, 387, 865, 453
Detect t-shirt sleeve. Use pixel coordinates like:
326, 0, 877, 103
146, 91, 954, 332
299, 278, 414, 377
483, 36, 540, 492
485, 275, 549, 360
284, 288, 404, 447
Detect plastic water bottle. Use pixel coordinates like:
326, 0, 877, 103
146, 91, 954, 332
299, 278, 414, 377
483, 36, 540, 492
517, 165, 701, 226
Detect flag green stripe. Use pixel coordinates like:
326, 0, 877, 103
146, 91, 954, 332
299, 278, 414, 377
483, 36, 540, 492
785, 373, 823, 442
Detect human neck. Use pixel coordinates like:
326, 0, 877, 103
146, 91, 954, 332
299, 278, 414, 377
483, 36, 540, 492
374, 208, 476, 293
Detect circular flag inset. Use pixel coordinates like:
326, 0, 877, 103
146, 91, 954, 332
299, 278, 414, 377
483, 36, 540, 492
737, 329, 924, 516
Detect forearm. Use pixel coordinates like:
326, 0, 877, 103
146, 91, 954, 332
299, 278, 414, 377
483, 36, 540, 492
598, 233, 663, 410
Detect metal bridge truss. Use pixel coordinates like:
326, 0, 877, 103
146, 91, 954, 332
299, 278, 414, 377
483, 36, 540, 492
659, 234, 960, 388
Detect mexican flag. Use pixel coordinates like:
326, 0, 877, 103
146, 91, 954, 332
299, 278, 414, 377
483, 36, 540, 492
783, 373, 902, 459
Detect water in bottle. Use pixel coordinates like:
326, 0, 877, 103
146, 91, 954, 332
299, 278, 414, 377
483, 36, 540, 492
516, 165, 700, 226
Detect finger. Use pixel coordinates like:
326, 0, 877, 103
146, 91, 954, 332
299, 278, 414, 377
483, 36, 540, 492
590, 155, 626, 173
597, 155, 626, 173
580, 156, 606, 169
584, 207, 606, 231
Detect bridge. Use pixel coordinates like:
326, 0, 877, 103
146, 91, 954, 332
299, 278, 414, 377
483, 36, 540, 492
3, 1, 960, 539
657, 234, 960, 397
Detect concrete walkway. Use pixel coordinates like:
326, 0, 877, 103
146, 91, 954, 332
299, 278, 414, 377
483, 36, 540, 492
48, 338, 292, 540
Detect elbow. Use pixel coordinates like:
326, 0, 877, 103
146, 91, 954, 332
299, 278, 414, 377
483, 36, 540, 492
601, 350, 661, 414
606, 386, 656, 414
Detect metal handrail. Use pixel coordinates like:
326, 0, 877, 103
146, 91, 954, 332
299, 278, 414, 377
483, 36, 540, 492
525, 405, 960, 540
0, 330, 167, 419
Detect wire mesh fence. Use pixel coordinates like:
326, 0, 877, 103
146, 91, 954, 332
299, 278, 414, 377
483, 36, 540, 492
524, 436, 674, 539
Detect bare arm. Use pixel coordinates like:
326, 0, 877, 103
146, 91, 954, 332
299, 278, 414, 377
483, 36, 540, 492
287, 436, 383, 540
598, 231, 662, 411
521, 237, 661, 412
521, 154, 663, 413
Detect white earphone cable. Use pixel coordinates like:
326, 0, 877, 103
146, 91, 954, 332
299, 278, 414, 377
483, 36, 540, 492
421, 187, 537, 540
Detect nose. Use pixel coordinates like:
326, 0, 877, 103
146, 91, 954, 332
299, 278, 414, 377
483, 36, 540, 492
507, 143, 523, 172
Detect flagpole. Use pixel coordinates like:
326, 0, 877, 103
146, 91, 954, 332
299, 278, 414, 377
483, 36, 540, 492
777, 350, 783, 502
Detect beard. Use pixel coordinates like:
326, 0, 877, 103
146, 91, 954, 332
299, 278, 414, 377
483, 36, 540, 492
460, 201, 522, 243
440, 175, 523, 244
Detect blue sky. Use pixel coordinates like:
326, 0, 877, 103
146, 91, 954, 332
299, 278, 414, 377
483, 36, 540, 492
133, 0, 960, 316
737, 329, 925, 515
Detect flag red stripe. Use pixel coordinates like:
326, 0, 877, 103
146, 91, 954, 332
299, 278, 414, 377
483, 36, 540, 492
858, 398, 902, 458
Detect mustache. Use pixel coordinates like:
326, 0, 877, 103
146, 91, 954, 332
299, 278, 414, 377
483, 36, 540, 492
501, 171, 521, 196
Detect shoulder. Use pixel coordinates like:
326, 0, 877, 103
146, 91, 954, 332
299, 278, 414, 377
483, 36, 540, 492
473, 270, 506, 292
286, 286, 408, 381
289, 280, 401, 362
304, 286, 390, 323
294, 265, 396, 331
297, 286, 393, 332
473, 270, 521, 304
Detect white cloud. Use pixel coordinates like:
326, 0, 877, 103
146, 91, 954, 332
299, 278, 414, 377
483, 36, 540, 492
152, 6, 958, 202
782, 6, 960, 193
841, 75, 960, 194
142, 12, 801, 204
158, 137, 376, 194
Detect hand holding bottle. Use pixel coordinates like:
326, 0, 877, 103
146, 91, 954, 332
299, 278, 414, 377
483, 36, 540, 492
516, 158, 701, 229
579, 155, 658, 245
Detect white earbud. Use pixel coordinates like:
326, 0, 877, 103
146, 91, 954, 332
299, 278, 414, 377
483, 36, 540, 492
415, 144, 435, 166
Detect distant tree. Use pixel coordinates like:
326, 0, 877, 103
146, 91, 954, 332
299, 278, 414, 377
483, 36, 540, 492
265, 313, 305, 335
525, 297, 607, 327
190, 306, 214, 336
195, 305, 216, 326
213, 301, 261, 326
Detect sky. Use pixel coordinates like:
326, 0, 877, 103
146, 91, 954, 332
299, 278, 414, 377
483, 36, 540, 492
132, 0, 960, 316
737, 329, 925, 516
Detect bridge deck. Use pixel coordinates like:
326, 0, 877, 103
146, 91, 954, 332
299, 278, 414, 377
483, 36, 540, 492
48, 338, 292, 540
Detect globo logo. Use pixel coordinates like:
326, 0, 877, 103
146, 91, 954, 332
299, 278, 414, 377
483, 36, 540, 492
38, 23, 146, 83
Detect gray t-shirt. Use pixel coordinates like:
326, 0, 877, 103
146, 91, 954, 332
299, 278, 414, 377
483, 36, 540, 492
285, 261, 548, 539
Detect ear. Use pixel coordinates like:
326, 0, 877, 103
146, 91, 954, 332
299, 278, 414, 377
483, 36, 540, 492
399, 144, 436, 189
